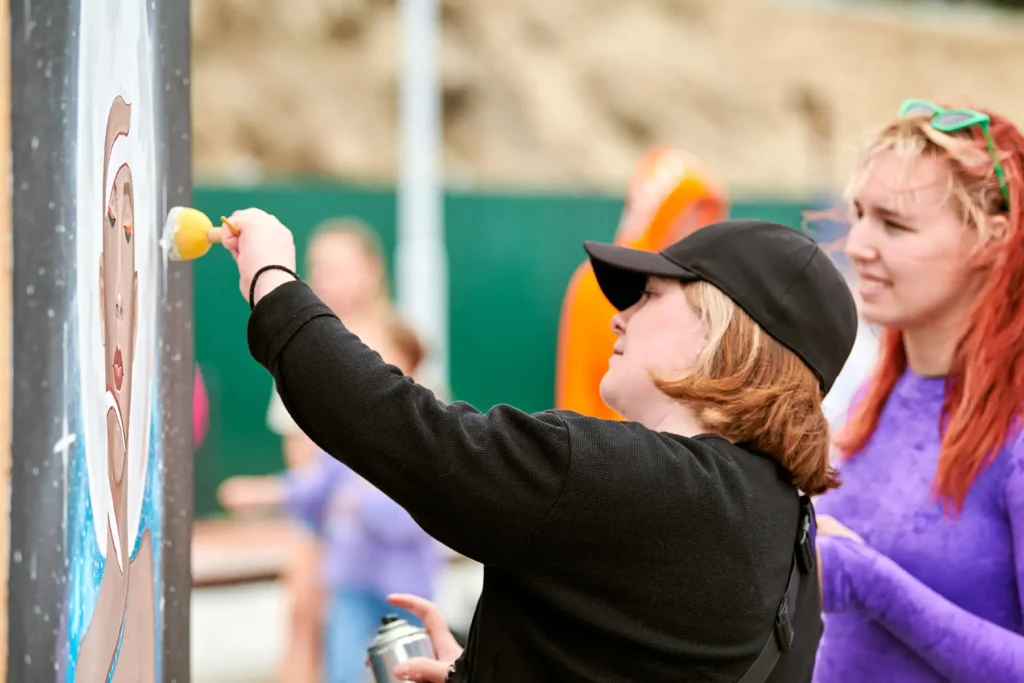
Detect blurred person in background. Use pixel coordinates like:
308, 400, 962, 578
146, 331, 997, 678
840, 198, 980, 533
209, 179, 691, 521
222, 217, 395, 683
221, 314, 441, 683
556, 147, 727, 419
221, 209, 858, 682
814, 100, 1024, 682
264, 219, 394, 465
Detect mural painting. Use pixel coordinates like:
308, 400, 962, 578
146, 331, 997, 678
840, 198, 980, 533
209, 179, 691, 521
68, 1, 163, 680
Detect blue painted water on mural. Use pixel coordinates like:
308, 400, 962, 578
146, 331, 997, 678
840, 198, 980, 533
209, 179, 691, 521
65, 359, 163, 682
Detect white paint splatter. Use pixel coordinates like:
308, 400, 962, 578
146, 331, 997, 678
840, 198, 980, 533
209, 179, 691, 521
51, 432, 76, 454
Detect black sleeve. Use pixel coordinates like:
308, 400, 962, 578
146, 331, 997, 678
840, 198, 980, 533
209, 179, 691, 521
246, 280, 572, 565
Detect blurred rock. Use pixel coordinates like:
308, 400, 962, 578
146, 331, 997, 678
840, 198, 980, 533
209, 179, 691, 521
192, 0, 1024, 192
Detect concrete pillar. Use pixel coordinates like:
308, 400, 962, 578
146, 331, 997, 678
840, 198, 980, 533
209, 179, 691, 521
8, 1, 193, 681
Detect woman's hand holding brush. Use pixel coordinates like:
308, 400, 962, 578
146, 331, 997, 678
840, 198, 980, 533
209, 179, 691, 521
219, 208, 299, 306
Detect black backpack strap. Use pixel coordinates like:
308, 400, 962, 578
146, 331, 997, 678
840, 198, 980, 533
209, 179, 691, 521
737, 495, 815, 683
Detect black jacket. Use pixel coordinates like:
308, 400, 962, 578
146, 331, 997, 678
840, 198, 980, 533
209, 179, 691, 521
248, 281, 822, 682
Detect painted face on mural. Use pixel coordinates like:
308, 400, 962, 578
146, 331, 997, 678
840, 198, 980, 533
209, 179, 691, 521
68, 5, 163, 680
99, 97, 138, 428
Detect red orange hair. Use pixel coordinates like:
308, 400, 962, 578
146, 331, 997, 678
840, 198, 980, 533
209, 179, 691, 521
657, 282, 837, 496
835, 106, 1024, 513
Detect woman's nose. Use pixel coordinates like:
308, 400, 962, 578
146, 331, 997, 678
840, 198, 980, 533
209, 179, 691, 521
844, 219, 876, 264
611, 311, 626, 336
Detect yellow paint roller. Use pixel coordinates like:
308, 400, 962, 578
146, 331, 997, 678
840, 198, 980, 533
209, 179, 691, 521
160, 207, 240, 261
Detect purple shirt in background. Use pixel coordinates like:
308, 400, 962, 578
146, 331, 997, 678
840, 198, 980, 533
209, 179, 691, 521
815, 369, 1024, 682
283, 450, 441, 599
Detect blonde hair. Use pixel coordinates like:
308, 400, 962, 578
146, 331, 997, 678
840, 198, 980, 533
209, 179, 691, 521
850, 117, 1007, 246
310, 215, 384, 252
654, 281, 839, 496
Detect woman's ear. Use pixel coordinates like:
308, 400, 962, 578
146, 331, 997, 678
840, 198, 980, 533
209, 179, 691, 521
987, 214, 1009, 244
974, 214, 1010, 269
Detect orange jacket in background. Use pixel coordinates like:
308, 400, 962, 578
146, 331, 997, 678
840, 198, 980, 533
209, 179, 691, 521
555, 148, 728, 419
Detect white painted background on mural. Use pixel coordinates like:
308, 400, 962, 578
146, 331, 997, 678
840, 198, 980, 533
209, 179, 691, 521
75, 0, 159, 563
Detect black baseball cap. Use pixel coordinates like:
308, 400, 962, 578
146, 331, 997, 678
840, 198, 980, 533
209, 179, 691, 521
584, 219, 857, 393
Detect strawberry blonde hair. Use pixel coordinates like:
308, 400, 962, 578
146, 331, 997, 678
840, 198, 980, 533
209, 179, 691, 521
655, 281, 838, 496
835, 105, 1024, 513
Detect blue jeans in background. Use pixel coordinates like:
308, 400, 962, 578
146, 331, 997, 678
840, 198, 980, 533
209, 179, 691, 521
325, 588, 422, 683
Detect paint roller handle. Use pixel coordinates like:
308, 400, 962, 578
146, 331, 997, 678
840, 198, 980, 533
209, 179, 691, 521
208, 216, 240, 244
207, 226, 226, 244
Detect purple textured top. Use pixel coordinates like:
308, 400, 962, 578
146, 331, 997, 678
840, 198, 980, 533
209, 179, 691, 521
814, 369, 1024, 682
283, 450, 441, 598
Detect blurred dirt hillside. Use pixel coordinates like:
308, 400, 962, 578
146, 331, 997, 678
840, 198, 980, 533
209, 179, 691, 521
192, 0, 1024, 193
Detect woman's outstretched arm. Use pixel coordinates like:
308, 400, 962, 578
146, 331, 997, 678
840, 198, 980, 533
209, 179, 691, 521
248, 278, 572, 565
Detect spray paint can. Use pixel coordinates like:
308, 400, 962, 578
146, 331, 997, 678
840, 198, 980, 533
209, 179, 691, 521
368, 614, 437, 683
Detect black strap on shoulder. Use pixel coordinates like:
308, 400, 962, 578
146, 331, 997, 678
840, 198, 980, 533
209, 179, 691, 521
736, 495, 815, 683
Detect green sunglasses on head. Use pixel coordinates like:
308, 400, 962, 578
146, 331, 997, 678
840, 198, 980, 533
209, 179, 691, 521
898, 98, 1010, 209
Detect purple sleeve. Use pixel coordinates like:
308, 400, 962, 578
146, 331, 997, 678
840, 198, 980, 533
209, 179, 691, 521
283, 452, 350, 531
820, 450, 1024, 683
356, 489, 431, 546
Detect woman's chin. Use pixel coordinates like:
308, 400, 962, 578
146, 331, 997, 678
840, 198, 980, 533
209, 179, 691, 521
857, 299, 903, 328
598, 377, 619, 413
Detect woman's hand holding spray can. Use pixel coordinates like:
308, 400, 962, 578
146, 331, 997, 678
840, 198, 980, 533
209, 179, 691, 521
368, 594, 465, 683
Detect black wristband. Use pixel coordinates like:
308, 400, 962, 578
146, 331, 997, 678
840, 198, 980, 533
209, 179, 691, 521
250, 264, 300, 311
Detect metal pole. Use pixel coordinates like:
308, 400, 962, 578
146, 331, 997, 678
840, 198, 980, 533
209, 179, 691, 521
396, 0, 449, 391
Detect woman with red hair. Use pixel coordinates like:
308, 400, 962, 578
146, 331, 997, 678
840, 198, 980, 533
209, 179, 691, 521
815, 100, 1024, 682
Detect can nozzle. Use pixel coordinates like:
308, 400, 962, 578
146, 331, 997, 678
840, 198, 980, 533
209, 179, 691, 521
380, 614, 400, 626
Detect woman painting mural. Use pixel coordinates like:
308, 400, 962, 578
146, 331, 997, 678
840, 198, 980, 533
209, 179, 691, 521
217, 209, 855, 681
